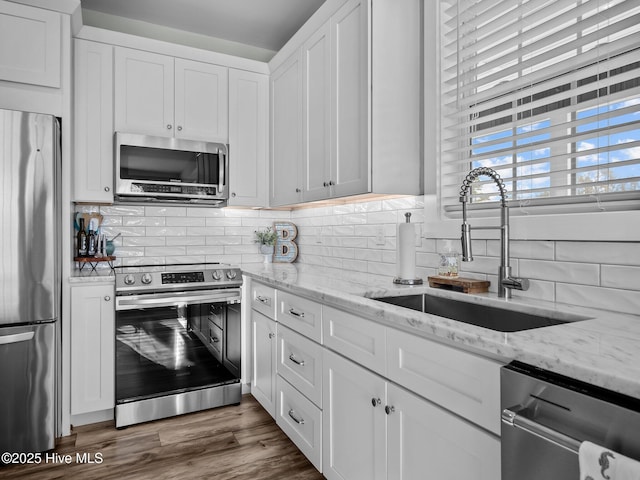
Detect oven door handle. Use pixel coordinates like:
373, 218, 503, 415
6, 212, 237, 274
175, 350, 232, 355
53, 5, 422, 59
502, 406, 581, 454
116, 289, 241, 311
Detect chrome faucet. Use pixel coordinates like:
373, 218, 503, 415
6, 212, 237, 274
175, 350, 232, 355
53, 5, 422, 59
459, 167, 529, 299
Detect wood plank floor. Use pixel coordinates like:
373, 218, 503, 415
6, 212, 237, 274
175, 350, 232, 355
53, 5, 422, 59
1, 395, 324, 480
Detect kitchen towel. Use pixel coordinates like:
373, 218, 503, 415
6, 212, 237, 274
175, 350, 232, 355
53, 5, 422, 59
579, 441, 640, 480
397, 215, 416, 280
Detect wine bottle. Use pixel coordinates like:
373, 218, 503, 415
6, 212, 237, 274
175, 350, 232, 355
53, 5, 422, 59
77, 218, 88, 257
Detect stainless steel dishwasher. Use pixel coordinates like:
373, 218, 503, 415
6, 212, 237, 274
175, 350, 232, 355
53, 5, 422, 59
501, 361, 640, 479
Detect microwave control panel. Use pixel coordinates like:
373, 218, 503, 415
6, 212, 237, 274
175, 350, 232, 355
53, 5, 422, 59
131, 183, 217, 196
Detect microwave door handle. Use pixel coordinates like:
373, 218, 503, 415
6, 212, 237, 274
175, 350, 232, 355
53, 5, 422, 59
219, 148, 227, 195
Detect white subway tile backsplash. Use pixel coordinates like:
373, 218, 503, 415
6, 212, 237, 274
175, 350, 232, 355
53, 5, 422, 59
166, 236, 206, 246
166, 217, 206, 227
556, 242, 640, 266
146, 226, 187, 237
556, 283, 640, 315
601, 265, 640, 290
76, 194, 638, 314
122, 237, 166, 247
519, 259, 600, 286
99, 205, 145, 216
123, 216, 166, 227
146, 246, 186, 257
187, 246, 225, 256
145, 206, 186, 217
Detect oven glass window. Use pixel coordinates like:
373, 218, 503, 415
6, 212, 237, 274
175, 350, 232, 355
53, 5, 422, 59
115, 303, 236, 403
119, 145, 220, 185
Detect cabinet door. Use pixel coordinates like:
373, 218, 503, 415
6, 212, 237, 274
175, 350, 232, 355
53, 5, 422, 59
228, 69, 268, 206
114, 47, 174, 136
174, 58, 228, 141
73, 39, 114, 203
270, 51, 303, 207
71, 284, 115, 415
0, 1, 60, 88
323, 350, 386, 480
302, 22, 332, 202
387, 383, 501, 480
331, 0, 369, 198
251, 310, 277, 418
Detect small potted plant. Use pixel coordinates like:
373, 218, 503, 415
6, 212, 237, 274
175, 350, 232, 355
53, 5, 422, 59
254, 226, 278, 262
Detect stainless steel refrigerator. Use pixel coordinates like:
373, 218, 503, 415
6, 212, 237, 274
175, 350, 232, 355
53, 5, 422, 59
0, 108, 59, 454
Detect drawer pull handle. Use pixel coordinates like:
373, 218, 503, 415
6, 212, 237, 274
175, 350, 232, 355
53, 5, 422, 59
256, 295, 271, 305
288, 308, 305, 318
371, 398, 381, 407
289, 353, 305, 367
385, 405, 395, 415
288, 409, 305, 425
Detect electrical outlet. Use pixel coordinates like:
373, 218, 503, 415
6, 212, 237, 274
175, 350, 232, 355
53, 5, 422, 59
374, 226, 385, 245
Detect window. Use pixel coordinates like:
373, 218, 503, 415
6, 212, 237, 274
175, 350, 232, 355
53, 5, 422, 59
440, 0, 640, 215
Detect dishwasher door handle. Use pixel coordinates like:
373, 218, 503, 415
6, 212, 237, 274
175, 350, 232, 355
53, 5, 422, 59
502, 407, 581, 454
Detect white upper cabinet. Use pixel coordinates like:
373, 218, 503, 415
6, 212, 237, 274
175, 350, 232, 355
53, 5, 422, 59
330, 0, 369, 199
115, 47, 228, 142
0, 1, 61, 88
115, 47, 174, 136
302, 21, 332, 202
73, 39, 114, 203
270, 51, 303, 207
175, 58, 228, 141
228, 68, 268, 207
269, 0, 422, 206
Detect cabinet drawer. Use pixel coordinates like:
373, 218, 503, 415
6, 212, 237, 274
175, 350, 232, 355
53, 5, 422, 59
322, 306, 387, 376
386, 328, 503, 435
277, 325, 323, 408
277, 291, 322, 343
276, 376, 322, 472
250, 281, 276, 319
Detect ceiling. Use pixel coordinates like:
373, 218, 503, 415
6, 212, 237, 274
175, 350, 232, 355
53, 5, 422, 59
80, 0, 326, 54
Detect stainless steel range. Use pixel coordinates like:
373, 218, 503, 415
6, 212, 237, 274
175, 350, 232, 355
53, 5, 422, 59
114, 263, 242, 428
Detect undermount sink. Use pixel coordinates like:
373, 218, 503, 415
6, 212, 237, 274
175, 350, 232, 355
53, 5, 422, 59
372, 294, 589, 332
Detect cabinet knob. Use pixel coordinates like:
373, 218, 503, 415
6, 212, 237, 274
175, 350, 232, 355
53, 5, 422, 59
385, 405, 395, 415
167, 124, 172, 130
268, 333, 275, 339
295, 188, 301, 193
329, 181, 335, 186
231, 192, 236, 197
104, 296, 111, 302
177, 126, 183, 131
371, 398, 381, 407
104, 186, 110, 192
323, 182, 329, 187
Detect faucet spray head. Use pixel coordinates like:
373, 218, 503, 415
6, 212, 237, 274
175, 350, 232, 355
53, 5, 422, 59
460, 195, 473, 261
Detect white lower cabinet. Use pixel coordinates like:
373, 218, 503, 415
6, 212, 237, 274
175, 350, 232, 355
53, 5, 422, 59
323, 349, 387, 480
251, 309, 277, 417
276, 375, 323, 471
323, 349, 501, 480
70, 283, 114, 415
386, 383, 501, 480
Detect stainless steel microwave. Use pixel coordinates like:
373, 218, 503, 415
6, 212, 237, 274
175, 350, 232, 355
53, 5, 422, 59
115, 132, 228, 206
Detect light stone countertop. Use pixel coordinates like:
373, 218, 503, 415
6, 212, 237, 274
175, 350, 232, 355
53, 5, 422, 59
69, 268, 115, 283
241, 262, 640, 400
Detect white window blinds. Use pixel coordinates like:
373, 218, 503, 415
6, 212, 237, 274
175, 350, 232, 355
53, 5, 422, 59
440, 0, 640, 214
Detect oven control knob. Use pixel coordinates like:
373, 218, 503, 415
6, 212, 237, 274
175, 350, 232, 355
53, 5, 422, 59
212, 270, 223, 281
141, 273, 152, 284
124, 274, 136, 286
226, 270, 237, 280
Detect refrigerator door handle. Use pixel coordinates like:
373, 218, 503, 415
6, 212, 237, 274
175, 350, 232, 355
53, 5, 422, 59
0, 331, 34, 345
